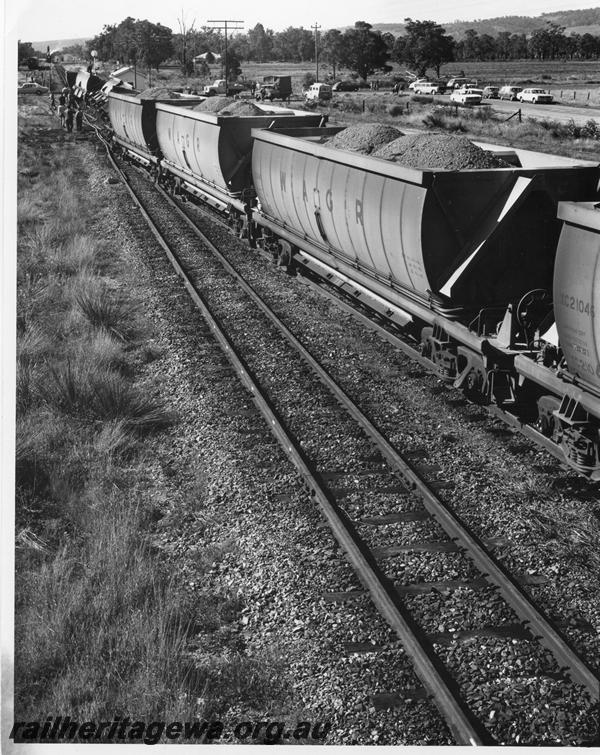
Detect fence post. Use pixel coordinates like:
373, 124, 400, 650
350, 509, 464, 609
561, 90, 563, 99
573, 90, 576, 100
588, 91, 591, 101
362, 99, 365, 113
518, 109, 522, 123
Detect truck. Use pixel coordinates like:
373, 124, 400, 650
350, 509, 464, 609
254, 75, 292, 102
203, 79, 245, 97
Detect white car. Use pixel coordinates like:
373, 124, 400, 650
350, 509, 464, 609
413, 82, 444, 95
18, 82, 49, 95
518, 88, 553, 104
408, 79, 430, 91
450, 87, 483, 105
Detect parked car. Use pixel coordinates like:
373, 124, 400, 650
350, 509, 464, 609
305, 82, 332, 102
446, 77, 477, 90
450, 87, 483, 105
518, 88, 554, 104
332, 80, 359, 92
413, 81, 446, 95
18, 82, 49, 95
255, 75, 292, 101
408, 78, 430, 91
482, 86, 500, 99
203, 79, 245, 97
498, 85, 523, 101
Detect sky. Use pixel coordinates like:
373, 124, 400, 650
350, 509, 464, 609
7, 0, 600, 43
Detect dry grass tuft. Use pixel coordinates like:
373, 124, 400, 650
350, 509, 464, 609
73, 285, 137, 341
90, 372, 175, 433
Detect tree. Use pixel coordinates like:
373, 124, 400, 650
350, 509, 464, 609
272, 27, 313, 61
114, 17, 139, 64
225, 44, 242, 79
18, 41, 37, 64
177, 11, 196, 76
400, 18, 454, 77
248, 23, 273, 62
529, 22, 566, 60
322, 29, 344, 79
338, 21, 390, 80
136, 20, 173, 71
87, 24, 118, 61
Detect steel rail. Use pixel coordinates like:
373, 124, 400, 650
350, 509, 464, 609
172, 196, 586, 477
102, 141, 599, 743
105, 149, 494, 746
167, 189, 600, 703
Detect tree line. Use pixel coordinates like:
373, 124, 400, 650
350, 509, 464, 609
19, 17, 600, 80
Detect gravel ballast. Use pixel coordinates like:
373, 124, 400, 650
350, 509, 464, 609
61, 111, 600, 745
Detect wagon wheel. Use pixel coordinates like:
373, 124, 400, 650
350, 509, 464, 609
516, 289, 552, 334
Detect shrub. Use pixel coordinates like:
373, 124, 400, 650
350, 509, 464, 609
581, 119, 600, 139
386, 103, 405, 117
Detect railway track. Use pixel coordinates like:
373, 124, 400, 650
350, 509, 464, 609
103, 141, 599, 744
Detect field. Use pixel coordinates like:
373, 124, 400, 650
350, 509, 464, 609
103, 59, 600, 161
83, 58, 600, 106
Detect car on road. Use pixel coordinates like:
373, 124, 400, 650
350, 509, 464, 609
305, 82, 332, 102
446, 77, 477, 90
518, 88, 554, 104
450, 87, 483, 105
18, 82, 49, 95
498, 85, 523, 101
332, 80, 360, 92
408, 78, 430, 91
482, 86, 500, 99
413, 81, 446, 95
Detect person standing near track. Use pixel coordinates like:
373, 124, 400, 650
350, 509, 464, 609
58, 102, 66, 127
75, 107, 83, 132
65, 105, 74, 133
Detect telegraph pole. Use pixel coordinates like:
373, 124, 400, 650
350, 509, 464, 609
206, 19, 244, 85
312, 22, 321, 81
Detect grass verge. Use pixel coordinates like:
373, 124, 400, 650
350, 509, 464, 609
14, 101, 290, 741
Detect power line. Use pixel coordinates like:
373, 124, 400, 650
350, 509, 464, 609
206, 19, 244, 85
311, 22, 321, 81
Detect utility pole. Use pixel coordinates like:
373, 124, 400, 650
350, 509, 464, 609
206, 19, 244, 86
312, 22, 321, 82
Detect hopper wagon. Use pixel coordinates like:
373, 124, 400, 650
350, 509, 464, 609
249, 127, 600, 475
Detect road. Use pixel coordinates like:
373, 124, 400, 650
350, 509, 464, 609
431, 94, 600, 126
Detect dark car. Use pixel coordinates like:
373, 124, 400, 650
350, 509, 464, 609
332, 80, 360, 92
482, 86, 499, 99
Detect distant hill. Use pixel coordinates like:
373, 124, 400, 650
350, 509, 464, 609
369, 7, 600, 38
30, 38, 88, 52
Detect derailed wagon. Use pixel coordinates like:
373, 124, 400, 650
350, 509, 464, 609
249, 126, 600, 475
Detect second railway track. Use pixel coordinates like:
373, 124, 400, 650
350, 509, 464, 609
106, 143, 599, 745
